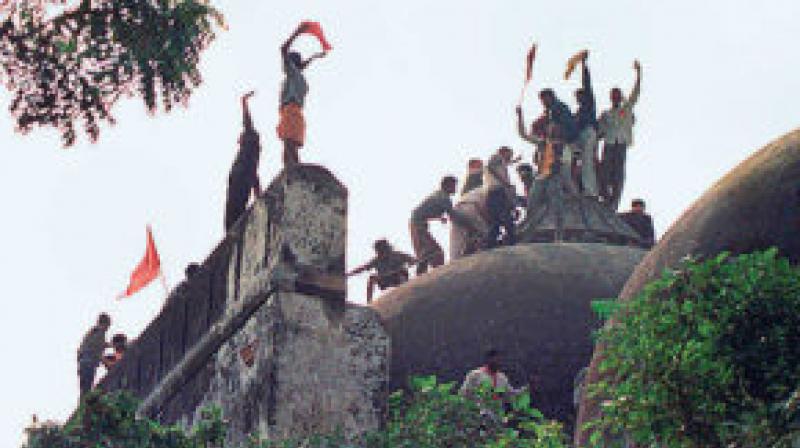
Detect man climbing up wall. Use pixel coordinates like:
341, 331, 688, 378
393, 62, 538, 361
225, 91, 261, 232
347, 239, 417, 303
77, 313, 111, 400
409, 176, 474, 274
277, 22, 330, 166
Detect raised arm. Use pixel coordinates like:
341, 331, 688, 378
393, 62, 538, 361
301, 51, 328, 70
627, 60, 642, 107
516, 107, 544, 145
347, 260, 374, 277
241, 90, 255, 131
581, 55, 596, 109
281, 24, 306, 57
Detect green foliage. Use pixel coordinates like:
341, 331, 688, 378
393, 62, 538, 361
588, 249, 800, 448
23, 390, 225, 448
250, 375, 567, 448
0, 0, 224, 146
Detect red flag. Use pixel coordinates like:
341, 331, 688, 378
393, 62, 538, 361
525, 44, 537, 82
300, 21, 333, 52
119, 226, 161, 299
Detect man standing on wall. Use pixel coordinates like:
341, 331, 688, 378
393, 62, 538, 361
225, 91, 262, 232
598, 60, 642, 210
277, 23, 330, 166
77, 313, 111, 400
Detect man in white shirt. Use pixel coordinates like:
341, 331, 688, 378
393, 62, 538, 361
484, 146, 519, 248
598, 60, 642, 211
459, 349, 527, 422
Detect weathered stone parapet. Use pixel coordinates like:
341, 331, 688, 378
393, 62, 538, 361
98, 164, 389, 445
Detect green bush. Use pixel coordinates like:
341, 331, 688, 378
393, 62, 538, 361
251, 375, 567, 448
587, 249, 800, 448
23, 391, 225, 448
24, 376, 566, 448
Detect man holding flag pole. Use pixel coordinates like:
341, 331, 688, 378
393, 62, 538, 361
277, 21, 332, 167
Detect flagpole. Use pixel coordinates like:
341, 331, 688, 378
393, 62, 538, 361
159, 270, 169, 295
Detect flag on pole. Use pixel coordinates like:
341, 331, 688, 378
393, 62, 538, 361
525, 44, 537, 83
518, 43, 537, 106
118, 226, 162, 299
300, 21, 333, 52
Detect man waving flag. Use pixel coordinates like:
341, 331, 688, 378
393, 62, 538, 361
118, 226, 165, 299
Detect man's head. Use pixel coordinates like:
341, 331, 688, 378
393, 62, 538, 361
498, 146, 513, 162
288, 51, 303, 70
539, 88, 556, 108
373, 238, 392, 255
441, 175, 458, 195
485, 348, 501, 373
111, 334, 127, 352
517, 163, 534, 185
631, 198, 646, 213
467, 158, 483, 174
97, 313, 111, 330
610, 87, 623, 107
575, 88, 590, 106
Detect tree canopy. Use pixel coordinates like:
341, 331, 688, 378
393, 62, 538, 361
0, 0, 224, 146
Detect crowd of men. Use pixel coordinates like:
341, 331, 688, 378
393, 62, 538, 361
350, 50, 654, 302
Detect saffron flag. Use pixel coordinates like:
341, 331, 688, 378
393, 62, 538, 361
119, 226, 161, 299
300, 21, 333, 51
564, 49, 588, 80
525, 44, 537, 82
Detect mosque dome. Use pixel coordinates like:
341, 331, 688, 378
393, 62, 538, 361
575, 128, 800, 446
371, 242, 646, 433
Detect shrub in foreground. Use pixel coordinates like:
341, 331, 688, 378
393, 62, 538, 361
588, 249, 800, 448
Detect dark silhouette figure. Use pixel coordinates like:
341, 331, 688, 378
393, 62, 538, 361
77, 313, 111, 399
618, 198, 655, 248
225, 91, 262, 232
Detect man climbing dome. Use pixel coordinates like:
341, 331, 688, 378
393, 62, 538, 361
598, 59, 642, 211
347, 239, 417, 303
570, 50, 600, 198
225, 91, 262, 232
277, 22, 330, 166
618, 198, 655, 248
409, 176, 474, 274
484, 146, 519, 248
461, 158, 485, 195
77, 313, 111, 400
451, 182, 490, 260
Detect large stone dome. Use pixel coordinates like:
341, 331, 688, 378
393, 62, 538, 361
371, 243, 646, 432
575, 128, 800, 446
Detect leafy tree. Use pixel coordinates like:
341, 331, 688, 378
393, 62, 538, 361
587, 249, 800, 448
23, 390, 225, 448
0, 0, 224, 146
252, 375, 568, 448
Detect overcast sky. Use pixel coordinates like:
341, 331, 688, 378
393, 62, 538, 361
1, 0, 798, 444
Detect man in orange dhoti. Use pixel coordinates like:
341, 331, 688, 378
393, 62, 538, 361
278, 24, 328, 166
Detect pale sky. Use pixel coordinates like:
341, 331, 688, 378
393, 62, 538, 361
1, 1, 798, 445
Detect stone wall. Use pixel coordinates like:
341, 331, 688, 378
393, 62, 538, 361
98, 165, 390, 445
